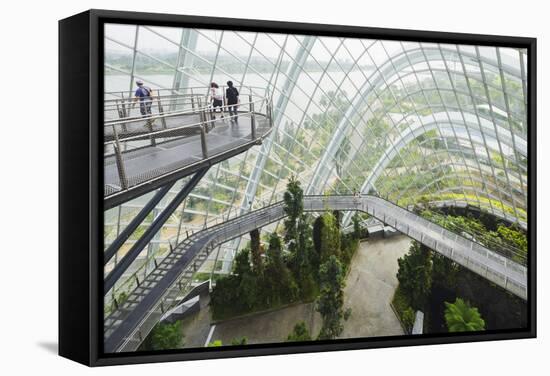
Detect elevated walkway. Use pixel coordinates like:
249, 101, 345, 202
103, 90, 273, 209
104, 194, 527, 353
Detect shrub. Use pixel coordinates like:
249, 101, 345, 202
402, 307, 416, 333
287, 322, 312, 342
444, 298, 485, 332
146, 321, 184, 350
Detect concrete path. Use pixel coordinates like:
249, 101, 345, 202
210, 303, 322, 346
339, 235, 411, 339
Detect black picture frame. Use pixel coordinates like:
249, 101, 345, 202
59, 9, 537, 367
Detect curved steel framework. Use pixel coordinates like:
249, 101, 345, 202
103, 25, 528, 327
103, 194, 526, 353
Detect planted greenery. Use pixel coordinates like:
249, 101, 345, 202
206, 337, 249, 347
422, 208, 527, 263
287, 322, 312, 342
444, 298, 485, 332
391, 285, 413, 332
396, 242, 433, 311
141, 321, 184, 351
210, 176, 361, 333
402, 307, 416, 333
230, 336, 248, 345
317, 255, 349, 340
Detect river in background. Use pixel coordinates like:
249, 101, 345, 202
105, 70, 370, 124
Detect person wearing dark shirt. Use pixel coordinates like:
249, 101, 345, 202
133, 79, 154, 117
225, 81, 239, 122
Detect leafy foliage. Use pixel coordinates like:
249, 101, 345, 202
249, 228, 263, 273
317, 256, 347, 340
210, 176, 360, 326
230, 336, 248, 345
444, 298, 485, 332
396, 242, 432, 310
210, 233, 298, 320
283, 174, 304, 253
287, 322, 312, 342
352, 212, 362, 240
144, 321, 184, 351
402, 307, 416, 333
422, 209, 527, 263
315, 213, 341, 263
207, 340, 223, 347
432, 252, 459, 291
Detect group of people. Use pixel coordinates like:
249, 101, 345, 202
131, 79, 240, 123
209, 81, 240, 121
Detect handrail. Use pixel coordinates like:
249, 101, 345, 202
310, 193, 527, 264
104, 85, 269, 97
104, 96, 268, 128
103, 90, 274, 202
104, 194, 527, 353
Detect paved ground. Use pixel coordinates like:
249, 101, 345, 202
211, 303, 322, 345
339, 234, 411, 339
180, 235, 411, 347
179, 296, 214, 348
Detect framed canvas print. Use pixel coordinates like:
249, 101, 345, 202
59, 9, 536, 366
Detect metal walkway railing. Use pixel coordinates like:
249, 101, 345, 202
103, 89, 273, 209
103, 194, 527, 353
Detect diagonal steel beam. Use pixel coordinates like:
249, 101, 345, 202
104, 182, 176, 266
104, 167, 209, 295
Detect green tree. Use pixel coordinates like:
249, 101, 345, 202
266, 232, 283, 267
312, 215, 324, 271
332, 210, 341, 231
396, 241, 432, 310
233, 248, 252, 276
283, 176, 315, 286
295, 214, 316, 299
317, 255, 346, 339
238, 270, 259, 310
432, 252, 459, 290
250, 228, 263, 274
315, 213, 341, 263
264, 233, 298, 306
444, 298, 485, 332
287, 322, 312, 342
352, 212, 362, 240
283, 175, 304, 256
148, 321, 184, 350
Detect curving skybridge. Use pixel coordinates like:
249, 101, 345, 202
103, 29, 529, 354
103, 194, 527, 353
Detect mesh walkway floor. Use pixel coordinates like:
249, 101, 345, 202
104, 113, 271, 208
104, 194, 527, 353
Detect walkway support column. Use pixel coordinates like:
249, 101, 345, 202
103, 181, 176, 265
104, 167, 210, 295
250, 94, 256, 140
112, 126, 128, 191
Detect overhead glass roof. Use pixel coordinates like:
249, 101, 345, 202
103, 24, 528, 299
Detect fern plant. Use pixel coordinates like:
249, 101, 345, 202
444, 298, 485, 332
